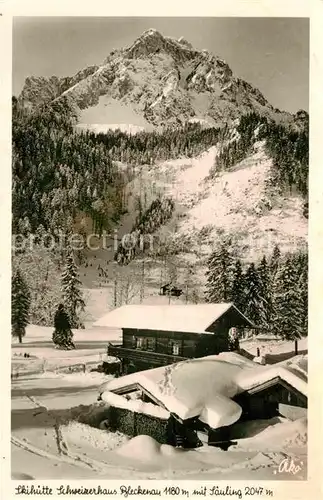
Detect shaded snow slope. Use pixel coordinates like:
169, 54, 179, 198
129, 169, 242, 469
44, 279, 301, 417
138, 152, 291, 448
76, 95, 155, 133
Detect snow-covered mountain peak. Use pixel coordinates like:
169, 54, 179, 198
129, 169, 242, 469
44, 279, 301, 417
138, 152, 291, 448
125, 28, 198, 63
18, 29, 294, 128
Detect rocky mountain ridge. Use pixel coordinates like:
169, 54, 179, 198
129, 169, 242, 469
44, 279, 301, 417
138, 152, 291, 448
18, 28, 295, 128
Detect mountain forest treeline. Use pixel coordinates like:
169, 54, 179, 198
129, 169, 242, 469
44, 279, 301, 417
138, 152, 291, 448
114, 197, 175, 265
12, 97, 221, 239
13, 97, 308, 244
213, 112, 308, 202
205, 244, 308, 340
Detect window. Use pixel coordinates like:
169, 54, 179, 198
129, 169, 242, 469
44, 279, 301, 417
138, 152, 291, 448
134, 337, 155, 350
146, 338, 155, 351
135, 337, 144, 349
173, 343, 180, 355
169, 341, 180, 356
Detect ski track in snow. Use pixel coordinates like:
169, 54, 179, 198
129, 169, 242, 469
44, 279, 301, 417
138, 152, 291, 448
24, 394, 70, 458
12, 394, 129, 475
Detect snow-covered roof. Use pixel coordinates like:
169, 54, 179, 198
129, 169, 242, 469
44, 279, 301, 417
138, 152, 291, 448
238, 356, 308, 397
100, 353, 307, 430
94, 303, 253, 333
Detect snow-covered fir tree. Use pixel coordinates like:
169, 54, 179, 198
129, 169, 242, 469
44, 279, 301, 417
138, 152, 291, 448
61, 252, 85, 328
269, 244, 281, 282
230, 259, 246, 312
288, 251, 308, 337
11, 268, 31, 343
244, 263, 263, 326
292, 251, 308, 279
52, 303, 75, 349
298, 267, 308, 337
205, 243, 233, 303
257, 255, 272, 329
13, 245, 61, 327
272, 256, 304, 340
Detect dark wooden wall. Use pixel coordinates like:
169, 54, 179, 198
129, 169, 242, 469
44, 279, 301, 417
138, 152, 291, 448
234, 382, 307, 420
116, 307, 254, 372
122, 328, 229, 358
118, 305, 255, 361
206, 307, 252, 334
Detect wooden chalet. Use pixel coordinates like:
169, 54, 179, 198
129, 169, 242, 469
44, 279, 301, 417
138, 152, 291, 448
94, 303, 254, 374
234, 373, 308, 421
159, 283, 183, 297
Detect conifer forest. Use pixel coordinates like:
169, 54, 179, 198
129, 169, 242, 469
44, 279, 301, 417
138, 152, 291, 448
12, 97, 308, 342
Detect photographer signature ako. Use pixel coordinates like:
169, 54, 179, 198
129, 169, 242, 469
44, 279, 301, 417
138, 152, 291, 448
274, 457, 304, 476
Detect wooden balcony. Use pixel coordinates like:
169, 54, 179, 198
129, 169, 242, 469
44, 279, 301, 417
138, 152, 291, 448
107, 344, 188, 367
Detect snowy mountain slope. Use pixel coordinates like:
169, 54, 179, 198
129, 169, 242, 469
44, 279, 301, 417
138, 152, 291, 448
75, 95, 155, 133
142, 140, 307, 262
18, 29, 293, 128
19, 66, 99, 109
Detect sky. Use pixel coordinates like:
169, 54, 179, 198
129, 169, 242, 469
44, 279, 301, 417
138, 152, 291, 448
12, 17, 309, 113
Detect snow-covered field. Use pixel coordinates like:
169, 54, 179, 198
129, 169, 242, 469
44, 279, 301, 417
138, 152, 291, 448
11, 326, 307, 480
12, 323, 307, 379
241, 335, 308, 364
11, 324, 121, 379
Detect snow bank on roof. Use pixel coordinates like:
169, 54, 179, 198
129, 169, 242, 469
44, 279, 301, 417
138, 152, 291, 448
199, 393, 242, 428
238, 363, 307, 397
101, 352, 307, 430
101, 390, 170, 420
101, 354, 258, 429
289, 356, 308, 377
94, 303, 249, 333
151, 356, 256, 425
277, 354, 308, 376
210, 351, 258, 369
